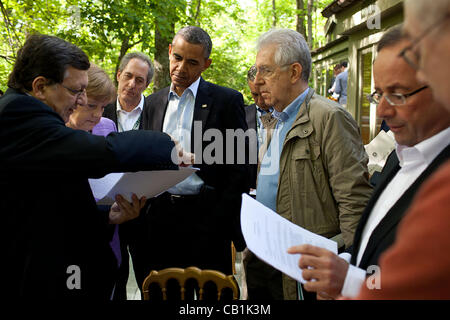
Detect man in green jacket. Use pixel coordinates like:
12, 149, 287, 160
245, 28, 372, 300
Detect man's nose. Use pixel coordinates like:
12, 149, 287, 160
128, 77, 136, 88
77, 90, 88, 106
376, 96, 395, 119
254, 72, 264, 86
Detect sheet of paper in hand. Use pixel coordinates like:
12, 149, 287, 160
89, 167, 198, 205
240, 193, 337, 283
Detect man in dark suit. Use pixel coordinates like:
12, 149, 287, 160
0, 34, 182, 299
102, 52, 154, 131
288, 25, 450, 299
127, 26, 249, 293
101, 52, 155, 300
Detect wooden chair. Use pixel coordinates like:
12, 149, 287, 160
142, 266, 240, 300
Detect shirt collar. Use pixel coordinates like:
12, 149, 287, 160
396, 126, 450, 166
169, 77, 201, 100
116, 94, 144, 113
256, 106, 273, 115
273, 87, 310, 122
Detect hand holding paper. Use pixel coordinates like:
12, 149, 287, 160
287, 244, 349, 298
240, 194, 337, 283
89, 167, 198, 205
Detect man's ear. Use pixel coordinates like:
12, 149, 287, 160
204, 58, 212, 71
168, 44, 173, 57
31, 76, 49, 100
116, 70, 121, 82
290, 62, 303, 83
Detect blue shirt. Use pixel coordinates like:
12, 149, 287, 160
256, 88, 310, 211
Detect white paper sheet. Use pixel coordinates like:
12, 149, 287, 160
89, 167, 198, 205
240, 193, 338, 283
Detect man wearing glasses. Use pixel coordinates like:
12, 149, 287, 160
246, 28, 372, 300
351, 0, 450, 299
0, 34, 185, 299
288, 25, 450, 299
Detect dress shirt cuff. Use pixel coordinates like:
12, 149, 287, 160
341, 264, 366, 298
339, 252, 352, 263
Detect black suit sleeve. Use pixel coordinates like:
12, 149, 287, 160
0, 94, 177, 178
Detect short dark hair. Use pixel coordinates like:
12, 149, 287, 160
247, 65, 257, 82
340, 61, 348, 68
8, 34, 90, 92
118, 52, 154, 86
377, 24, 406, 52
174, 26, 213, 59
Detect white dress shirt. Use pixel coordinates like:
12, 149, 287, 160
116, 94, 144, 132
341, 126, 450, 297
163, 77, 204, 195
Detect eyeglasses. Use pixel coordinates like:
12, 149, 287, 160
256, 63, 294, 80
399, 14, 450, 70
60, 83, 86, 99
367, 86, 428, 106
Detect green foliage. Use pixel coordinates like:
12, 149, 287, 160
0, 0, 329, 102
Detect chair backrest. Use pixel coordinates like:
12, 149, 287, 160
142, 266, 240, 300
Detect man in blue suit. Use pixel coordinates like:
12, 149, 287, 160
0, 34, 183, 299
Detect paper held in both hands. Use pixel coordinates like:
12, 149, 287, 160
240, 193, 337, 283
89, 167, 198, 205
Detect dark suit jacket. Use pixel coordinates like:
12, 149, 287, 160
102, 96, 152, 130
0, 88, 176, 299
144, 77, 249, 246
351, 145, 450, 269
123, 78, 249, 284
244, 104, 258, 189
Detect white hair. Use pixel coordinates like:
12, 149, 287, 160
405, 0, 450, 30
257, 28, 311, 82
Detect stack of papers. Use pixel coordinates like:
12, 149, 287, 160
89, 167, 198, 205
240, 194, 337, 283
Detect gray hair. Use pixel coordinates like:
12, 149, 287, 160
247, 65, 257, 82
174, 26, 213, 59
405, 0, 450, 31
257, 28, 311, 82
118, 52, 154, 86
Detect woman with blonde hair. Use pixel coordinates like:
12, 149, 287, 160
67, 64, 117, 134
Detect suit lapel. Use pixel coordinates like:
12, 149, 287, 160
351, 151, 400, 264
245, 104, 257, 131
191, 78, 212, 152
357, 144, 450, 268
103, 102, 118, 126
148, 88, 169, 132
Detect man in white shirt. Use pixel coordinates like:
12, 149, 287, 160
102, 51, 155, 300
103, 52, 154, 132
128, 26, 249, 297
288, 25, 450, 299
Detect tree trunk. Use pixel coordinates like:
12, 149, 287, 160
296, 0, 306, 40
193, 0, 201, 24
307, 0, 314, 48
272, 0, 277, 27
153, 24, 174, 92
115, 36, 131, 86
